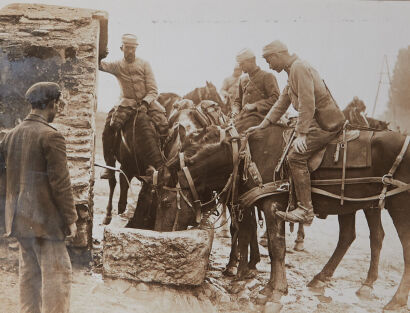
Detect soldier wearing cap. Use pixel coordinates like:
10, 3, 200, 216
247, 40, 345, 225
0, 82, 77, 313
220, 64, 242, 113
232, 48, 280, 118
99, 33, 168, 179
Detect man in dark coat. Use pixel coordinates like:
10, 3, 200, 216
232, 48, 280, 118
0, 82, 78, 313
247, 41, 345, 225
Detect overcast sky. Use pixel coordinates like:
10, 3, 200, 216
1, 0, 409, 118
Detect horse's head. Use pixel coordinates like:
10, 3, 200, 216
205, 81, 224, 107
158, 92, 182, 119
155, 126, 230, 231
366, 117, 391, 131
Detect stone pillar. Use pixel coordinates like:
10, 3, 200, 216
0, 3, 108, 261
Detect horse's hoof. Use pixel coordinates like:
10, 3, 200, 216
256, 293, 269, 305
259, 284, 274, 296
230, 281, 244, 294
307, 278, 326, 295
245, 269, 258, 279
356, 285, 375, 299
383, 299, 407, 311
223, 265, 237, 277
103, 215, 112, 225
263, 301, 283, 313
307, 278, 326, 289
294, 241, 304, 251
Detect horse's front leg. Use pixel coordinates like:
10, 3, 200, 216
308, 212, 356, 288
236, 208, 254, 279
118, 170, 132, 215
258, 199, 288, 313
223, 205, 239, 277
248, 207, 261, 271
103, 175, 117, 225
294, 223, 305, 251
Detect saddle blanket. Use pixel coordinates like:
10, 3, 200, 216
311, 129, 374, 170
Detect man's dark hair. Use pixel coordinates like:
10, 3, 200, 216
25, 82, 61, 110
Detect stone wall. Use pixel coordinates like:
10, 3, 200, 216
0, 3, 108, 259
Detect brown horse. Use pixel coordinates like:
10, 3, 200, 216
106, 85, 224, 227
183, 81, 226, 111
168, 124, 410, 311
103, 109, 164, 228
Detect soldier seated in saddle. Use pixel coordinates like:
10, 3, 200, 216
247, 40, 346, 225
232, 48, 280, 119
220, 63, 242, 108
343, 96, 369, 127
99, 34, 168, 179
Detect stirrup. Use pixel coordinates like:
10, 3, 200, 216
276, 204, 315, 225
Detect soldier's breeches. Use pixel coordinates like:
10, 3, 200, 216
110, 105, 136, 130
149, 110, 168, 136
287, 122, 339, 207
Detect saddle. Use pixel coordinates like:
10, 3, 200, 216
283, 128, 374, 173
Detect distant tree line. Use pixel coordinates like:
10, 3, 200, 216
386, 46, 410, 133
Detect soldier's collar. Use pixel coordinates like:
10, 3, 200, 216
25, 113, 48, 124
284, 54, 298, 73
248, 66, 261, 77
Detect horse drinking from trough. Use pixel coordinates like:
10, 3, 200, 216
103, 83, 225, 227
161, 122, 410, 311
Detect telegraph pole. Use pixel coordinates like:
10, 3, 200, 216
371, 55, 393, 121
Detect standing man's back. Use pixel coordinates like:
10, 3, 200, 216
0, 82, 77, 313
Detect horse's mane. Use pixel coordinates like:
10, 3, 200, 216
182, 126, 221, 158
234, 112, 264, 132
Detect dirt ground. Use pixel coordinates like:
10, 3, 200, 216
0, 112, 408, 312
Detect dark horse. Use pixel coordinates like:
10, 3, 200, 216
105, 84, 225, 226
343, 99, 390, 130
103, 109, 164, 228
183, 81, 225, 110
165, 124, 410, 311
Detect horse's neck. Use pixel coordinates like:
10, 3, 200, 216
248, 124, 287, 182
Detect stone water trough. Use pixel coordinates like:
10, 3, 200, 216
103, 216, 214, 286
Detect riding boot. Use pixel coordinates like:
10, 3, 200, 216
101, 124, 117, 179
275, 165, 315, 225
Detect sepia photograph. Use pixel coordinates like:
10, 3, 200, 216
1, 0, 410, 312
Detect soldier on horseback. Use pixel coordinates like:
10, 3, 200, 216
99, 34, 168, 179
247, 40, 345, 225
220, 64, 241, 110
232, 48, 280, 118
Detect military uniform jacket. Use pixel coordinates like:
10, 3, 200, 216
0, 114, 77, 239
100, 57, 158, 106
266, 56, 338, 134
233, 67, 280, 116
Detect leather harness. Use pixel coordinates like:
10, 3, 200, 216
239, 133, 410, 210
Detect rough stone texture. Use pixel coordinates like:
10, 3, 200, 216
103, 224, 214, 286
0, 4, 108, 254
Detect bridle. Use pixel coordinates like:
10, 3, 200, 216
163, 126, 243, 231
